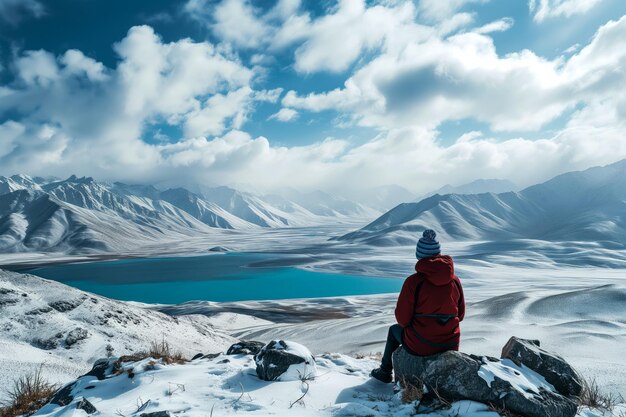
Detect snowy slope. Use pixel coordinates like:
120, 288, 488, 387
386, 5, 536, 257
339, 160, 626, 245
421, 179, 519, 199
32, 351, 621, 417
159, 187, 258, 229
0, 269, 234, 392
0, 174, 43, 195
271, 188, 382, 219
0, 175, 385, 254
0, 186, 215, 253
201, 186, 342, 227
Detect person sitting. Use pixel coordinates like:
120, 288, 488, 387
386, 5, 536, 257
370, 229, 465, 383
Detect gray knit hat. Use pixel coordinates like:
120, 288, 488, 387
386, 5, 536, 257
416, 229, 441, 259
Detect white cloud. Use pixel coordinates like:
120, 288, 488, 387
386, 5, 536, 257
14, 50, 59, 87
0, 0, 44, 24
0, 25, 270, 181
474, 17, 514, 34
284, 15, 626, 134
2, 7, 626, 195
529, 0, 604, 23
269, 108, 298, 122
291, 0, 416, 73
184, 0, 424, 74
417, 0, 489, 21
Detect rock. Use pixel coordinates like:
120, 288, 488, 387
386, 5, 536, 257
26, 306, 54, 315
49, 299, 84, 312
392, 347, 578, 417
140, 412, 170, 417
49, 382, 76, 406
76, 398, 97, 414
501, 336, 583, 397
227, 341, 265, 356
65, 328, 89, 346
191, 353, 204, 361
33, 337, 58, 350
202, 353, 221, 360
84, 358, 111, 380
255, 340, 317, 382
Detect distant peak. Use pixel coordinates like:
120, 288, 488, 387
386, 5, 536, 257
66, 175, 94, 184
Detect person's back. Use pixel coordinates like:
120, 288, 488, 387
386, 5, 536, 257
396, 254, 464, 356
370, 229, 465, 383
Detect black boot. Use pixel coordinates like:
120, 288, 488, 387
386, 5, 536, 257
370, 367, 393, 383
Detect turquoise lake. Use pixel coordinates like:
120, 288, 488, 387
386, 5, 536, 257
26, 253, 402, 304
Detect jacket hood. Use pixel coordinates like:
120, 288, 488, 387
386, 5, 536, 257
415, 255, 455, 286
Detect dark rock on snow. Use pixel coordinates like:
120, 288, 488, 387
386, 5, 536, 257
76, 398, 97, 414
501, 336, 584, 397
140, 411, 171, 417
49, 298, 84, 312
65, 327, 89, 346
227, 340, 265, 356
191, 353, 204, 361
33, 337, 58, 350
49, 382, 76, 406
84, 358, 112, 380
255, 340, 307, 381
393, 337, 579, 417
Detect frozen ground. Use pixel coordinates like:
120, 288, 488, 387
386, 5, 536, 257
0, 270, 234, 399
1, 229, 625, 415
31, 353, 626, 417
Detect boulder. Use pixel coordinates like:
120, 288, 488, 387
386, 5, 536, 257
76, 398, 97, 414
140, 412, 170, 417
49, 382, 76, 406
255, 340, 317, 382
65, 328, 89, 347
227, 340, 265, 356
84, 358, 112, 380
392, 347, 578, 417
501, 336, 583, 397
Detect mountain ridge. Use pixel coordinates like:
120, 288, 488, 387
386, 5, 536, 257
338, 159, 626, 245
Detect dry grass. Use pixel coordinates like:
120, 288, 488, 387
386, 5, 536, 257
400, 381, 424, 404
113, 339, 187, 376
578, 378, 624, 411
354, 352, 383, 361
0, 368, 57, 417
116, 339, 186, 366
487, 403, 524, 417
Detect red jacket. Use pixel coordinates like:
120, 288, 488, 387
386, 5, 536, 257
395, 255, 465, 356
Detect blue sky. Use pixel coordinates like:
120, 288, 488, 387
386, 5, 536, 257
1, 0, 626, 194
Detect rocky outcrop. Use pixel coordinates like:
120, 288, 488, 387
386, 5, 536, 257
76, 398, 97, 414
227, 340, 265, 356
255, 340, 317, 382
392, 337, 580, 417
501, 336, 583, 397
65, 328, 89, 347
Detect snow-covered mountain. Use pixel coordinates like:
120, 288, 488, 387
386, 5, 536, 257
0, 175, 383, 253
420, 179, 519, 199
342, 184, 417, 211
338, 160, 626, 245
0, 269, 234, 392
266, 188, 380, 219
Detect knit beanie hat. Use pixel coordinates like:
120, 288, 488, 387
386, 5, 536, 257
416, 229, 441, 259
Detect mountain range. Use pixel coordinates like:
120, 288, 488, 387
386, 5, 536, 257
0, 174, 382, 253
338, 159, 626, 246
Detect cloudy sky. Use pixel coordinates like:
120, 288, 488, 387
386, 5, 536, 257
1, 0, 626, 194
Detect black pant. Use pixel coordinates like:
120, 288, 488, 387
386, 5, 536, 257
381, 324, 403, 372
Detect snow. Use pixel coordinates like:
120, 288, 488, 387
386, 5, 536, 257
0, 175, 380, 254
29, 352, 623, 417
0, 270, 234, 393
477, 358, 556, 399
339, 159, 626, 244
256, 340, 317, 381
